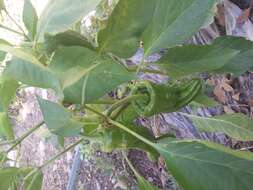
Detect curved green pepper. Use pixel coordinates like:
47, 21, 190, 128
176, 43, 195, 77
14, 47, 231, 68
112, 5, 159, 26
131, 79, 201, 116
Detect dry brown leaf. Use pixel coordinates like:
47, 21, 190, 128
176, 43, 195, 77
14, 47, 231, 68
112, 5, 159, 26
237, 8, 251, 24
213, 85, 228, 104
232, 93, 240, 101
224, 106, 235, 114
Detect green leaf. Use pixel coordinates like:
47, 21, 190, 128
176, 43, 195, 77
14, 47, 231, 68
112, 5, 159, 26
131, 79, 201, 116
4, 58, 61, 92
44, 30, 95, 54
0, 167, 20, 190
213, 36, 253, 76
36, 0, 101, 41
49, 46, 134, 104
97, 0, 156, 58
0, 39, 11, 62
24, 169, 43, 190
185, 113, 253, 141
102, 125, 159, 160
23, 0, 38, 40
191, 94, 218, 107
0, 113, 14, 140
37, 97, 82, 137
0, 0, 5, 10
0, 78, 19, 112
153, 139, 253, 190
155, 44, 238, 78
98, 0, 217, 57
123, 152, 160, 190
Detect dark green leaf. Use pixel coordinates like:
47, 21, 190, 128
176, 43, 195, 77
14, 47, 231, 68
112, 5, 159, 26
0, 78, 19, 112
0, 113, 14, 140
36, 0, 101, 41
155, 44, 238, 78
98, 0, 217, 57
185, 113, 253, 141
23, 0, 38, 39
24, 169, 43, 190
37, 97, 82, 137
192, 94, 218, 107
97, 0, 156, 58
153, 139, 253, 190
213, 36, 253, 76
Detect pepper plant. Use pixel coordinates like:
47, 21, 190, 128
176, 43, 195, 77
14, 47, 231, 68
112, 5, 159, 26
1, 0, 253, 189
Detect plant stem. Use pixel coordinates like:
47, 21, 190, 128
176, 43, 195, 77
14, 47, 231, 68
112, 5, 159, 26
106, 95, 144, 117
83, 106, 155, 149
128, 66, 166, 75
0, 24, 24, 36
108, 119, 155, 148
6, 121, 44, 153
3, 8, 30, 41
39, 138, 86, 169
84, 105, 107, 118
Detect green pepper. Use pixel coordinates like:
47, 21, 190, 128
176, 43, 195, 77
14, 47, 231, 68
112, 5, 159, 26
131, 79, 201, 116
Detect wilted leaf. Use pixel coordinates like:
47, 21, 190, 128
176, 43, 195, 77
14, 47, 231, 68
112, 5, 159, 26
155, 44, 238, 78
23, 0, 38, 39
36, 0, 101, 41
37, 97, 82, 137
185, 113, 253, 141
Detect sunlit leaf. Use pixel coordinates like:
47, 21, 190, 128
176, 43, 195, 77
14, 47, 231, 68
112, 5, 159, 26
36, 0, 101, 41
37, 97, 82, 137
24, 169, 43, 190
185, 113, 253, 141
0, 78, 19, 112
23, 0, 38, 39
0, 113, 14, 140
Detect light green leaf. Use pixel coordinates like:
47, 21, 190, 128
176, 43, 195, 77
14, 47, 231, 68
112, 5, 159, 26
0, 167, 20, 190
23, 0, 38, 39
185, 113, 253, 141
36, 0, 101, 42
37, 97, 82, 137
0, 0, 5, 10
24, 169, 43, 190
0, 78, 19, 112
0, 39, 11, 62
153, 139, 253, 190
155, 44, 238, 78
98, 0, 217, 57
0, 113, 14, 140
4, 58, 61, 92
213, 36, 253, 76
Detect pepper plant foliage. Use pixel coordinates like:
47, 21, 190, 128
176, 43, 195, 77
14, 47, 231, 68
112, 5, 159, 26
1, 0, 253, 189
